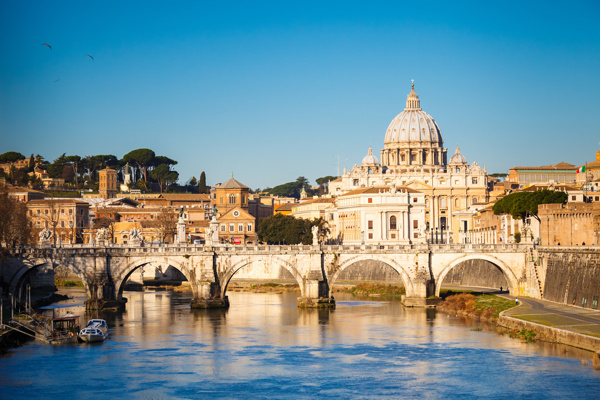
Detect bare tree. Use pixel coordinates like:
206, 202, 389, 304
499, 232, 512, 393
155, 207, 177, 243
0, 190, 31, 257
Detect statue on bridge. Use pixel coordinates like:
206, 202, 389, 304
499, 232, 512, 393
95, 228, 107, 243
38, 228, 52, 244
312, 225, 319, 246
129, 228, 143, 245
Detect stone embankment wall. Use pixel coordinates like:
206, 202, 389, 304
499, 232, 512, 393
336, 260, 404, 283
440, 259, 508, 289
541, 249, 600, 308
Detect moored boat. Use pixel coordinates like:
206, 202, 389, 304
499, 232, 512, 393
48, 313, 80, 344
79, 319, 109, 342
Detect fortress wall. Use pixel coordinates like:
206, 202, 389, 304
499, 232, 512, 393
541, 250, 600, 308
440, 259, 508, 289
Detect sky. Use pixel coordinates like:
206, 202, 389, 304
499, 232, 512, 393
1, 1, 599, 190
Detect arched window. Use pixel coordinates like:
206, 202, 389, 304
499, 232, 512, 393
390, 216, 397, 230
455, 198, 460, 208
473, 198, 478, 204
229, 194, 235, 204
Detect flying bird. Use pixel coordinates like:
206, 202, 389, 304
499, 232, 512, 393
42, 43, 52, 50
87, 55, 94, 61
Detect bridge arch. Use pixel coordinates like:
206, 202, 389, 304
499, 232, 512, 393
114, 257, 197, 300
9, 259, 91, 299
329, 254, 415, 296
221, 257, 304, 297
435, 254, 519, 296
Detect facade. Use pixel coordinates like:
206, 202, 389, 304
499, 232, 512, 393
3, 184, 46, 203
98, 168, 117, 199
27, 199, 90, 244
328, 83, 489, 241
217, 207, 257, 244
335, 186, 426, 244
576, 149, 600, 188
508, 162, 577, 187
539, 202, 600, 246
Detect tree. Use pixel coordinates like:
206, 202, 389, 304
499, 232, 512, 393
199, 171, 208, 194
0, 151, 25, 163
122, 148, 156, 182
154, 207, 177, 243
493, 190, 568, 222
48, 153, 68, 179
266, 176, 314, 199
316, 175, 337, 195
150, 164, 179, 193
0, 189, 31, 257
66, 155, 81, 187
257, 214, 326, 245
94, 216, 117, 243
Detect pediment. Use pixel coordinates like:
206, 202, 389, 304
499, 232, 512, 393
404, 180, 434, 190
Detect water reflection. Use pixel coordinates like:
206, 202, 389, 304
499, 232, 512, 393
1, 288, 599, 399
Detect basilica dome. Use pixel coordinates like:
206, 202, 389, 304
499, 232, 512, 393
383, 84, 443, 146
449, 146, 467, 164
362, 147, 380, 166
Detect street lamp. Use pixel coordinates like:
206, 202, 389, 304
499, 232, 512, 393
361, 231, 365, 245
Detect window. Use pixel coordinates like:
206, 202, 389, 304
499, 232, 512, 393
368, 220, 373, 230
472, 177, 478, 184
413, 197, 417, 203
229, 194, 236, 204
368, 198, 372, 203
238, 223, 243, 232
401, 155, 405, 162
390, 216, 397, 230
456, 167, 460, 172
219, 196, 223, 204
68, 221, 73, 228
571, 196, 576, 201
414, 232, 418, 239
582, 297, 587, 307
413, 220, 418, 229
353, 179, 359, 186
80, 209, 84, 215
440, 198, 446, 207
368, 233, 373, 239
473, 198, 478, 204
247, 223, 252, 232
229, 224, 234, 232
220, 224, 225, 232
36, 221, 41, 228
61, 209, 65, 215
411, 154, 416, 162
37, 210, 41, 216
391, 233, 396, 239
61, 221, 65, 228
592, 296, 598, 309
69, 209, 73, 215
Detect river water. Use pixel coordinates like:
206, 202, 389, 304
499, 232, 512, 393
1, 288, 599, 399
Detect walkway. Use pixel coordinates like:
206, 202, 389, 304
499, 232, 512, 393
442, 285, 600, 340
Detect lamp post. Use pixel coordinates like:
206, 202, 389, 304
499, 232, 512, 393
361, 231, 365, 245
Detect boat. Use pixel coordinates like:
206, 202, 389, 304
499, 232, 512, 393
78, 319, 109, 342
48, 313, 80, 344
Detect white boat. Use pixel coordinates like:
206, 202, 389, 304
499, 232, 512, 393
78, 319, 109, 342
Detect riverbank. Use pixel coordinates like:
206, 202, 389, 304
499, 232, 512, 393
437, 291, 600, 360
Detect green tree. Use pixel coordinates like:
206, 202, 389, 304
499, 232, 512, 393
66, 155, 82, 187
493, 190, 568, 222
0, 151, 25, 163
257, 214, 327, 245
150, 164, 179, 193
48, 153, 68, 179
123, 148, 156, 182
199, 171, 208, 194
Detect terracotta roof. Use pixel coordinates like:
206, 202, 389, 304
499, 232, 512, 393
296, 198, 336, 205
511, 162, 576, 171
218, 177, 249, 189
274, 203, 295, 211
160, 193, 211, 201
522, 184, 577, 192
27, 199, 88, 206
331, 177, 342, 182
4, 186, 45, 194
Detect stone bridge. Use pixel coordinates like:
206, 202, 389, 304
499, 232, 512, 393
3, 243, 537, 309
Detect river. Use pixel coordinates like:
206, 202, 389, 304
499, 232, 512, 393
1, 288, 599, 399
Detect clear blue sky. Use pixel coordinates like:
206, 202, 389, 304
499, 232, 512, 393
1, 1, 599, 189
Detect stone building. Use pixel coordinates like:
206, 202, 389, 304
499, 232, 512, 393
538, 202, 600, 246
98, 168, 117, 199
328, 83, 489, 241
507, 162, 577, 187
335, 186, 426, 244
576, 149, 600, 189
27, 198, 90, 244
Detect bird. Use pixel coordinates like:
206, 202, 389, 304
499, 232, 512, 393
87, 55, 94, 61
42, 43, 52, 50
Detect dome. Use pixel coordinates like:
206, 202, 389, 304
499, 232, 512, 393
362, 147, 379, 166
449, 145, 467, 164
383, 84, 443, 145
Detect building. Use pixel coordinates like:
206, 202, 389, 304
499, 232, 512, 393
27, 198, 90, 244
507, 162, 577, 187
98, 168, 117, 199
30, 168, 65, 189
576, 149, 600, 189
3, 184, 46, 203
539, 202, 600, 246
328, 83, 489, 242
335, 186, 426, 244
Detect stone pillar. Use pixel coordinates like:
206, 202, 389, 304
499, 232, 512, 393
191, 282, 229, 309
177, 217, 186, 244
297, 253, 335, 308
